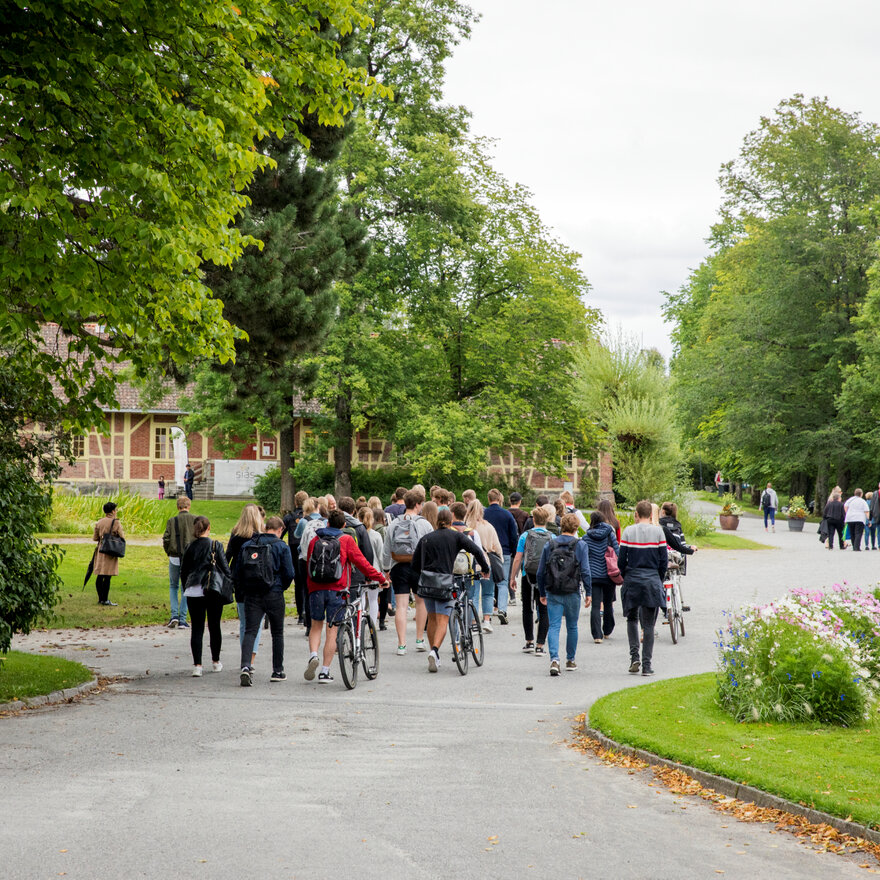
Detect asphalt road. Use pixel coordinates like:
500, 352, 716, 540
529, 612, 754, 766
4, 508, 876, 879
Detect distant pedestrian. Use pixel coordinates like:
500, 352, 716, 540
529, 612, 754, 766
162, 496, 195, 627
597, 498, 621, 543
760, 483, 778, 532
823, 492, 846, 550
507, 492, 529, 535
870, 484, 880, 549
93, 501, 124, 607
844, 489, 869, 551
483, 488, 519, 623
583, 511, 619, 643
183, 462, 195, 500
715, 471, 723, 496
158, 475, 165, 500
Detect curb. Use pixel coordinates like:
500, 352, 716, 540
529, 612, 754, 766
585, 725, 880, 846
1, 676, 101, 711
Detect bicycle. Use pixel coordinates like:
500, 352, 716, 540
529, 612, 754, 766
334, 580, 381, 690
448, 574, 484, 675
663, 560, 686, 644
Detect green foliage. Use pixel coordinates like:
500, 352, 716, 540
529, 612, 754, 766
787, 495, 808, 518
252, 467, 283, 513
719, 494, 743, 517
0, 651, 92, 702
49, 491, 169, 535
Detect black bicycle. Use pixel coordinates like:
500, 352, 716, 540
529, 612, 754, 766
449, 574, 484, 675
335, 581, 380, 690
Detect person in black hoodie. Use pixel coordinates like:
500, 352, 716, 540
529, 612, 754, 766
583, 511, 619, 642
411, 509, 489, 673
659, 502, 698, 562
823, 492, 846, 549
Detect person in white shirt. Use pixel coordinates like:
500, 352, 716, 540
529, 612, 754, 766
844, 488, 870, 551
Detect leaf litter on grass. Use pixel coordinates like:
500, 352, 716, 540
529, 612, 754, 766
570, 713, 880, 869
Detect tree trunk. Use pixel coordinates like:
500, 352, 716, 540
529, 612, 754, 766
333, 393, 353, 498
815, 462, 828, 514
734, 481, 742, 501
279, 416, 296, 513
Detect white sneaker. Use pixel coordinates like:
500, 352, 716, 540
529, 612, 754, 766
428, 650, 440, 673
212, 661, 222, 673
397, 645, 406, 656
192, 666, 202, 677
482, 621, 493, 633
415, 639, 427, 652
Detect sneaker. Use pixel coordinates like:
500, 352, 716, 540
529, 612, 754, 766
270, 671, 287, 682
628, 659, 640, 674
550, 659, 561, 676
509, 596, 517, 606
482, 621, 493, 634
497, 610, 509, 625
379, 622, 387, 631
167, 619, 178, 628
428, 650, 439, 673
212, 661, 223, 673
396, 645, 406, 656
415, 639, 427, 652
192, 666, 202, 677
534, 645, 545, 656
594, 638, 603, 643
240, 668, 252, 687
178, 621, 190, 629
642, 665, 655, 676
522, 642, 535, 653
304, 655, 319, 681
566, 659, 578, 671
317, 671, 333, 683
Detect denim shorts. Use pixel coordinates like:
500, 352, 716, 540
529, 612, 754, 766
309, 589, 347, 625
423, 596, 455, 617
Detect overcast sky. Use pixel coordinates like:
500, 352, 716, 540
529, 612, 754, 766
442, 0, 880, 360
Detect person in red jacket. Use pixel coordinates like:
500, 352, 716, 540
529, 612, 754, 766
305, 509, 387, 683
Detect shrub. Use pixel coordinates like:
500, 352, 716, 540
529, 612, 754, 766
719, 493, 743, 516
252, 467, 282, 512
716, 585, 880, 725
49, 491, 169, 535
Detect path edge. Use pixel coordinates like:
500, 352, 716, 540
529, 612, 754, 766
1, 676, 101, 711
584, 724, 880, 845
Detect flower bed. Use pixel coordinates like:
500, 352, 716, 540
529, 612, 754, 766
717, 585, 880, 726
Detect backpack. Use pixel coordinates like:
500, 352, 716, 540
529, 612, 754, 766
390, 516, 421, 562
453, 528, 476, 576
523, 529, 553, 577
761, 491, 772, 509
238, 536, 275, 595
544, 539, 580, 594
545, 520, 561, 536
309, 534, 343, 583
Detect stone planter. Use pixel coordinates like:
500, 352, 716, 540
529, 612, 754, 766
719, 514, 740, 531
788, 517, 805, 532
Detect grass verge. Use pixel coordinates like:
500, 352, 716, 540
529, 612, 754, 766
589, 672, 880, 829
0, 651, 92, 703
698, 533, 773, 550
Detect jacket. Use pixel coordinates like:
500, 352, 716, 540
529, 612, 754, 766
483, 503, 520, 556
307, 528, 386, 593
93, 515, 125, 576
411, 527, 489, 578
181, 537, 233, 597
582, 522, 619, 580
535, 534, 591, 598
342, 511, 375, 586
237, 533, 295, 592
225, 531, 258, 572
760, 488, 779, 510
658, 515, 694, 556
824, 500, 845, 523
162, 511, 196, 559
618, 522, 667, 614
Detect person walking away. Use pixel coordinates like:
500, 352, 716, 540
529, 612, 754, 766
305, 510, 387, 683
536, 514, 591, 675
411, 509, 489, 673
823, 493, 846, 550
181, 516, 233, 676
465, 500, 503, 634
282, 490, 309, 624
384, 487, 407, 523
183, 462, 195, 500
226, 504, 264, 670
559, 490, 589, 532
383, 490, 433, 654
844, 489, 869, 551
158, 475, 165, 500
483, 488, 519, 622
337, 496, 377, 597
507, 492, 529, 535
162, 496, 196, 627
357, 506, 385, 624
93, 501, 124, 606
618, 500, 668, 676
760, 483, 779, 532
583, 511, 619, 643
869, 486, 880, 549
597, 499, 621, 543
508, 506, 553, 653
297, 499, 330, 633
236, 516, 295, 685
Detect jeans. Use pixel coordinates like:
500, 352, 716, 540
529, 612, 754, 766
520, 573, 548, 644
237, 602, 263, 656
470, 577, 495, 618
627, 606, 659, 667
188, 593, 223, 665
546, 591, 580, 661
169, 560, 188, 623
590, 578, 616, 639
494, 554, 511, 615
241, 592, 286, 675
869, 522, 878, 549
763, 507, 776, 528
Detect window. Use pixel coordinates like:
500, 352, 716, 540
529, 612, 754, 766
70, 434, 86, 458
562, 449, 575, 469
261, 440, 277, 458
154, 427, 172, 460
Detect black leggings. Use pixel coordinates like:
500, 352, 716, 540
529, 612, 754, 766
590, 577, 616, 639
520, 572, 549, 645
187, 593, 224, 665
378, 586, 391, 624
95, 575, 111, 603
827, 520, 845, 549
297, 559, 312, 629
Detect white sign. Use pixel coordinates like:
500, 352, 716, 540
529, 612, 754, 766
563, 481, 574, 493
213, 460, 275, 496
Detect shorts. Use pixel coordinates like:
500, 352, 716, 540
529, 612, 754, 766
423, 596, 455, 617
390, 563, 418, 596
309, 589, 346, 625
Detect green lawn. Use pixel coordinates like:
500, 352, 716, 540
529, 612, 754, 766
590, 672, 880, 829
698, 533, 773, 550
52, 542, 298, 628
0, 651, 93, 703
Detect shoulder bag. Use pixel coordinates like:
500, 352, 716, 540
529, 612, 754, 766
487, 550, 505, 583
99, 520, 126, 558
206, 541, 235, 605
604, 543, 623, 585
417, 570, 454, 601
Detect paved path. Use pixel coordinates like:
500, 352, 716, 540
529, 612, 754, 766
4, 510, 877, 879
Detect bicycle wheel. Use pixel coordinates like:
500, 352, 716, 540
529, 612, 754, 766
666, 596, 678, 644
337, 618, 358, 689
361, 616, 380, 679
676, 578, 685, 638
450, 606, 468, 675
468, 601, 484, 666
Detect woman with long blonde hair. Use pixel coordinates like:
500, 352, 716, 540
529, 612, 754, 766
226, 503, 265, 669
465, 499, 503, 632
421, 500, 439, 530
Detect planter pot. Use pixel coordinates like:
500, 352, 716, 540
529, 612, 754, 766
719, 514, 740, 531
788, 517, 805, 532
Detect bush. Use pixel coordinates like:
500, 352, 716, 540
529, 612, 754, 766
49, 490, 169, 535
252, 467, 282, 512
716, 585, 880, 725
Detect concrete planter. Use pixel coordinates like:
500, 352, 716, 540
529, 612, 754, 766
719, 514, 740, 531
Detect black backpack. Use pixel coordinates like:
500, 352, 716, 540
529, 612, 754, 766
238, 535, 275, 595
545, 539, 580, 594
761, 491, 773, 509
309, 534, 343, 583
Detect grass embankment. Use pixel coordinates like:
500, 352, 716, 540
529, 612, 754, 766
698, 533, 772, 550
590, 673, 880, 829
0, 651, 92, 703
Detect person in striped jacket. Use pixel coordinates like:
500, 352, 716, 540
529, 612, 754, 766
618, 500, 668, 677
